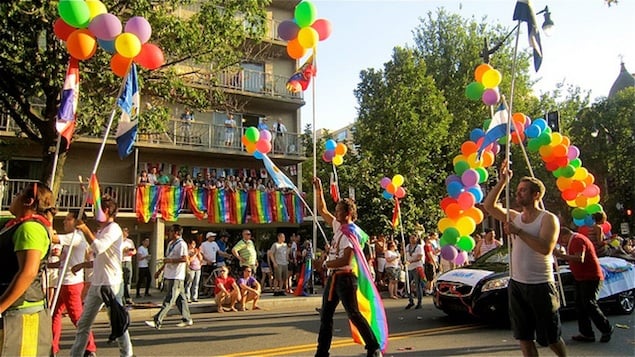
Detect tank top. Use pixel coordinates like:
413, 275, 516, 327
511, 210, 555, 284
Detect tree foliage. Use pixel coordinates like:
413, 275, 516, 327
0, 0, 269, 193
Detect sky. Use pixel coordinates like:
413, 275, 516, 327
298, 0, 635, 131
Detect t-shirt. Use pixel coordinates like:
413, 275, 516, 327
12, 221, 50, 308
233, 239, 257, 267
163, 237, 187, 280
406, 243, 424, 270
91, 222, 123, 286
270, 242, 289, 265
214, 276, 236, 294
238, 276, 258, 289
224, 118, 235, 133
217, 240, 227, 264
122, 238, 135, 262
385, 250, 400, 269
200, 240, 219, 264
327, 221, 353, 271
57, 230, 89, 285
137, 245, 150, 268
567, 233, 603, 281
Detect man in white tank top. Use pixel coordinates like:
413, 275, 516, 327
483, 160, 566, 357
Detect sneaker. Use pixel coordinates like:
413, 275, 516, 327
192, 299, 198, 302
415, 304, 422, 309
600, 326, 614, 343
176, 320, 193, 327
571, 334, 595, 342
83, 351, 97, 357
405, 302, 415, 310
125, 299, 134, 305
145, 319, 161, 330
367, 348, 383, 357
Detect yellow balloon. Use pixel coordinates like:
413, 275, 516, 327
456, 216, 476, 236
551, 132, 563, 146
587, 195, 600, 205
481, 69, 502, 89
297, 27, 319, 49
566, 199, 577, 207
466, 152, 480, 168
392, 174, 404, 187
572, 167, 589, 181
115, 32, 141, 58
453, 154, 466, 165
332, 155, 343, 166
86, 0, 107, 20
438, 218, 455, 233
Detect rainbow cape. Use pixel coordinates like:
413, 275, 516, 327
88, 174, 107, 222
341, 223, 389, 353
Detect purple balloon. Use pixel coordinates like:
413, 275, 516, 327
380, 177, 391, 189
277, 20, 299, 41
445, 174, 461, 186
440, 245, 458, 261
260, 129, 272, 142
567, 145, 580, 160
482, 88, 500, 106
89, 13, 122, 41
453, 251, 468, 265
324, 150, 335, 162
125, 16, 151, 44
461, 169, 479, 187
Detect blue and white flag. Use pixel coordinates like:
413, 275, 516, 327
477, 104, 509, 158
115, 64, 139, 159
261, 154, 297, 190
513, 0, 543, 72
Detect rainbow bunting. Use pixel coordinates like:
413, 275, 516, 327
233, 190, 248, 224
271, 191, 289, 222
135, 185, 160, 223
88, 174, 107, 222
186, 186, 207, 220
207, 189, 221, 223
159, 186, 183, 221
341, 223, 389, 353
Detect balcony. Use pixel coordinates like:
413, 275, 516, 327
0, 179, 305, 225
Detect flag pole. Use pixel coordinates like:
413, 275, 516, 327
312, 48, 318, 256
49, 131, 63, 189
50, 64, 132, 310
395, 198, 411, 296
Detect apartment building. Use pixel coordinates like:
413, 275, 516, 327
0, 1, 306, 272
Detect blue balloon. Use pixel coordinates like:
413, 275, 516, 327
382, 190, 393, 200
253, 151, 263, 160
584, 216, 595, 226
445, 174, 461, 186
466, 185, 483, 203
470, 128, 485, 142
98, 38, 116, 54
447, 181, 463, 198
525, 124, 541, 138
325, 139, 337, 151
533, 118, 548, 132
573, 218, 586, 227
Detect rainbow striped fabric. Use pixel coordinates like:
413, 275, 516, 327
159, 186, 183, 221
341, 223, 389, 353
135, 185, 160, 223
88, 174, 107, 222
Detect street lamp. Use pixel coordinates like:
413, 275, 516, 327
481, 6, 555, 64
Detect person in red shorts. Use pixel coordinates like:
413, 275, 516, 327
555, 227, 613, 343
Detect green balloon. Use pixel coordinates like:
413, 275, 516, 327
585, 203, 603, 214
561, 165, 575, 178
538, 132, 552, 146
572, 208, 587, 219
465, 82, 485, 101
294, 1, 317, 28
441, 227, 460, 245
527, 138, 541, 153
454, 160, 470, 176
245, 127, 260, 143
456, 236, 476, 252
483, 119, 491, 131
58, 0, 90, 28
475, 167, 488, 183
552, 167, 563, 179
570, 158, 582, 168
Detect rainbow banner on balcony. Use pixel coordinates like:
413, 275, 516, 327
136, 185, 161, 223
135, 186, 304, 224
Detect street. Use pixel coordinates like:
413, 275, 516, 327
57, 292, 635, 356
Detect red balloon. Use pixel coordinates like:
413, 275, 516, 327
602, 221, 611, 235
445, 203, 462, 220
111, 53, 132, 77
461, 141, 478, 156
578, 225, 590, 235
544, 160, 559, 172
440, 197, 457, 211
457, 191, 476, 211
561, 188, 578, 201
54, 18, 76, 41
395, 187, 406, 199
134, 43, 164, 70
311, 18, 332, 41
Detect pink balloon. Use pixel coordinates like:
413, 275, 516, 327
457, 191, 476, 210
323, 150, 334, 162
583, 184, 600, 197
481, 88, 500, 106
602, 221, 611, 235
453, 251, 468, 265
88, 13, 122, 40
256, 138, 271, 154
395, 186, 406, 199
567, 145, 580, 160
311, 18, 332, 41
259, 129, 272, 142
380, 177, 391, 189
125, 16, 151, 43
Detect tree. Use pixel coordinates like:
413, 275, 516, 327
0, 0, 269, 195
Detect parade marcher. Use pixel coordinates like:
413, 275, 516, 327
483, 160, 566, 357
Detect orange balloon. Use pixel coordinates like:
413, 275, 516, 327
575, 195, 588, 207
539, 145, 553, 158
110, 53, 132, 77
512, 112, 526, 126
245, 143, 257, 154
561, 136, 570, 147
461, 141, 478, 156
335, 143, 347, 156
464, 207, 484, 224
584, 173, 595, 186
66, 29, 97, 60
556, 177, 572, 191
481, 151, 495, 168
570, 180, 586, 193
552, 144, 568, 157
286, 39, 305, 59
386, 183, 396, 194
445, 203, 463, 220
474, 63, 493, 82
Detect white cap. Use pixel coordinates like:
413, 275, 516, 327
206, 232, 217, 239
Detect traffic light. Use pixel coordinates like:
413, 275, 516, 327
546, 111, 560, 132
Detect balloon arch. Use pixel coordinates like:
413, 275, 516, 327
436, 64, 606, 265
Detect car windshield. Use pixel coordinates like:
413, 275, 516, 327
478, 246, 510, 265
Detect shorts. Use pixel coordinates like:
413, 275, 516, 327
376, 257, 386, 273
509, 279, 562, 346
274, 264, 289, 282
424, 263, 436, 281
385, 266, 401, 281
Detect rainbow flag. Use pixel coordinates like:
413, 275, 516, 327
207, 189, 222, 223
341, 223, 389, 353
88, 174, 107, 222
392, 198, 400, 228
233, 190, 248, 224
186, 186, 207, 220
135, 185, 160, 223
248, 190, 271, 223
159, 186, 183, 221
270, 191, 289, 222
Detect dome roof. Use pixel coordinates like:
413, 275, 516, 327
609, 62, 635, 98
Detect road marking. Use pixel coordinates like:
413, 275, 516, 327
221, 323, 482, 357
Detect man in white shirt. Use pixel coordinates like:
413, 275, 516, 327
52, 211, 96, 357
136, 238, 151, 298
224, 114, 236, 147
200, 232, 220, 274
71, 196, 134, 357
121, 227, 136, 305
145, 224, 192, 329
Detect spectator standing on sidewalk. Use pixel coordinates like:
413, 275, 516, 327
121, 227, 136, 305
269, 233, 289, 296
232, 229, 258, 272
136, 238, 152, 298
186, 239, 202, 303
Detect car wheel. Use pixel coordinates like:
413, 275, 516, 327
614, 289, 634, 315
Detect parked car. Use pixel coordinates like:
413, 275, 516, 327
433, 246, 635, 323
